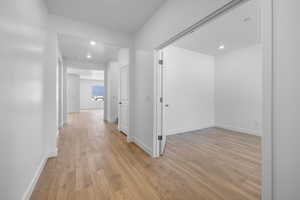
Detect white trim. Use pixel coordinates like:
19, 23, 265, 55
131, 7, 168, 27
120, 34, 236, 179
56, 129, 60, 138
127, 137, 134, 143
153, 50, 160, 158
22, 150, 57, 200
22, 157, 47, 200
47, 148, 58, 158
156, 0, 250, 50
261, 0, 273, 199
166, 125, 215, 136
131, 137, 153, 157
215, 125, 261, 136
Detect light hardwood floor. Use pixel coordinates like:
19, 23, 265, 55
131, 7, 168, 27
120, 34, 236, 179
31, 110, 261, 200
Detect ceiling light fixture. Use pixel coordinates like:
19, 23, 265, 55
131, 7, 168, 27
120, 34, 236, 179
243, 17, 252, 22
86, 53, 92, 59
218, 45, 225, 50
90, 41, 96, 46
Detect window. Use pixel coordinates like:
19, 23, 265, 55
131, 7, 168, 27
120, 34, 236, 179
91, 85, 104, 101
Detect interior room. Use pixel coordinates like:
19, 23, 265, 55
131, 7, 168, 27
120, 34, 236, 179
66, 68, 105, 113
59, 33, 130, 132
158, 0, 262, 198
4, 0, 300, 199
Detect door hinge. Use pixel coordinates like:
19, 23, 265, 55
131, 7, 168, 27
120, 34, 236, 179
158, 59, 163, 65
160, 97, 163, 103
158, 135, 163, 140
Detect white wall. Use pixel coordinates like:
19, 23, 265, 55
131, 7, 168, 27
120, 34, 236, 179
44, 12, 60, 165
67, 74, 80, 113
62, 63, 68, 124
133, 0, 232, 155
107, 62, 120, 122
272, 1, 300, 199
134, 0, 231, 50
57, 49, 64, 129
80, 79, 104, 110
106, 48, 130, 122
104, 69, 109, 120
162, 45, 262, 136
215, 44, 263, 136
64, 60, 106, 71
0, 0, 55, 199
118, 48, 130, 65
163, 46, 215, 135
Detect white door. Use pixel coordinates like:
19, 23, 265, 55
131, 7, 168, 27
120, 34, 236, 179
159, 50, 167, 155
118, 65, 129, 135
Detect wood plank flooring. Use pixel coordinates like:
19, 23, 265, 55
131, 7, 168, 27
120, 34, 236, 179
31, 110, 261, 200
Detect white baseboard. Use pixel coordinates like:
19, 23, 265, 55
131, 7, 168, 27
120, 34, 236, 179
22, 148, 58, 200
166, 125, 215, 136
215, 124, 261, 136
22, 155, 47, 200
130, 137, 153, 157
47, 148, 58, 158
127, 137, 134, 143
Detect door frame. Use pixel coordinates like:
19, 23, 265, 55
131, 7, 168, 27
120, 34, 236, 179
152, 0, 274, 199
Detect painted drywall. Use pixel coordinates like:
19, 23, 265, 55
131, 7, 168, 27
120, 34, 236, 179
67, 74, 80, 113
106, 48, 129, 122
57, 58, 64, 128
64, 60, 106, 71
104, 69, 109, 121
272, 0, 300, 199
80, 79, 104, 110
0, 0, 53, 199
134, 0, 231, 50
163, 46, 215, 135
215, 44, 263, 136
44, 22, 59, 161
133, 0, 232, 154
62, 63, 68, 124
118, 48, 130, 65
107, 62, 120, 122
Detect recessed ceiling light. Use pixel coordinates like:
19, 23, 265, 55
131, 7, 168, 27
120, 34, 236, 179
90, 41, 96, 46
218, 45, 225, 50
243, 17, 252, 22
86, 54, 92, 59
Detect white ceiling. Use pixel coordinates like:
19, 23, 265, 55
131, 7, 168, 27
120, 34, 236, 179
67, 68, 104, 81
45, 0, 167, 33
58, 34, 120, 65
173, 0, 261, 56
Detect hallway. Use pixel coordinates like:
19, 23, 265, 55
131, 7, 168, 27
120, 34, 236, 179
31, 110, 261, 200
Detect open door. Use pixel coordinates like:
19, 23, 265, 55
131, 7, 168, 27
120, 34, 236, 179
158, 50, 167, 155
118, 65, 129, 135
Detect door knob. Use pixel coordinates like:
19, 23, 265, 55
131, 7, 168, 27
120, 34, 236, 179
165, 104, 169, 107
119, 102, 122, 105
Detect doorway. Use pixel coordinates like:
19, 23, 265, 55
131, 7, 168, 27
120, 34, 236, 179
153, 0, 273, 199
57, 33, 131, 139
